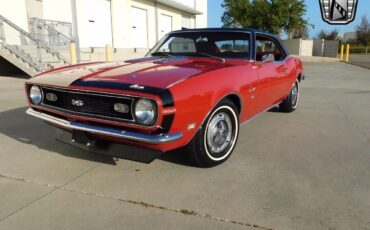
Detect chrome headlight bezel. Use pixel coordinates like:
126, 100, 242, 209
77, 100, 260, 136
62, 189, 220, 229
29, 85, 43, 105
134, 98, 157, 126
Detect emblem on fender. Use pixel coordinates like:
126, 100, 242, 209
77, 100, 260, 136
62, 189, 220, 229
319, 0, 358, 25
71, 99, 84, 107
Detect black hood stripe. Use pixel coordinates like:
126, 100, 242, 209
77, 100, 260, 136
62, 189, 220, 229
71, 79, 174, 108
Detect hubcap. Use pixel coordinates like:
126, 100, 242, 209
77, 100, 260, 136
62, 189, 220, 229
206, 112, 233, 154
291, 81, 299, 107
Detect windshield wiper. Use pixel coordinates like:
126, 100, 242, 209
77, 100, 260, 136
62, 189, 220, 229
197, 53, 225, 63
151, 52, 176, 59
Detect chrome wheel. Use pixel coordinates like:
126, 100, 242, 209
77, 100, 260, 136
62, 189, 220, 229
291, 80, 299, 108
188, 101, 239, 167
206, 112, 233, 155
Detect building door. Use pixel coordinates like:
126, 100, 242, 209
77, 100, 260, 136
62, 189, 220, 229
131, 7, 148, 48
160, 14, 172, 39
85, 0, 112, 47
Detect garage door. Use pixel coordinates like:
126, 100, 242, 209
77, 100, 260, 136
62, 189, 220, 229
182, 16, 191, 29
131, 7, 148, 48
160, 14, 172, 39
85, 0, 112, 47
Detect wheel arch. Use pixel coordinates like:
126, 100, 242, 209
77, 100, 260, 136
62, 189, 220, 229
223, 93, 242, 115
200, 92, 243, 129
297, 72, 303, 82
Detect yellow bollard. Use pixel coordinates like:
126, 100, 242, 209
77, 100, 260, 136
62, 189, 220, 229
345, 44, 350, 63
105, 44, 112, 62
340, 44, 344, 61
69, 42, 77, 64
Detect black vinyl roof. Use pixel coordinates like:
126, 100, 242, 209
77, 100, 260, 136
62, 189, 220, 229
171, 27, 278, 38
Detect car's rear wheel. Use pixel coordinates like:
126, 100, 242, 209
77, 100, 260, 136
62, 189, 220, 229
187, 99, 239, 167
279, 79, 299, 112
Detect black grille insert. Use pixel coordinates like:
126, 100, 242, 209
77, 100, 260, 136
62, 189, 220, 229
41, 87, 134, 122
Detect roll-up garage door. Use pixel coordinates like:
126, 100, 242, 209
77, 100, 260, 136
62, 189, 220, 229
131, 7, 148, 48
84, 0, 112, 47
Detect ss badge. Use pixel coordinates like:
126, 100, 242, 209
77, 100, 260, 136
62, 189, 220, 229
71, 99, 84, 107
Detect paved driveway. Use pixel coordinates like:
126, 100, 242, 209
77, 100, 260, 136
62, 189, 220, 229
0, 62, 369, 230
350, 54, 370, 69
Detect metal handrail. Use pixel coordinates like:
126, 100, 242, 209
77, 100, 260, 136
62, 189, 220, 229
0, 16, 44, 71
0, 15, 71, 72
32, 18, 73, 26
0, 15, 40, 44
29, 17, 73, 43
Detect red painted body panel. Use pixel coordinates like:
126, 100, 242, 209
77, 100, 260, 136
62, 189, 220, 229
26, 55, 303, 152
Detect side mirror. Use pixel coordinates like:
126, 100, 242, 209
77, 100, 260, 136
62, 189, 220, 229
261, 53, 275, 63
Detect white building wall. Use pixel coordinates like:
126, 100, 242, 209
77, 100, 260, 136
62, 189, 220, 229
25, 0, 44, 20
0, 0, 29, 31
42, 0, 73, 23
1, 0, 208, 61
195, 0, 207, 28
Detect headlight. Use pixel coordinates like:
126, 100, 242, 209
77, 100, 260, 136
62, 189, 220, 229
29, 85, 42, 105
134, 99, 156, 125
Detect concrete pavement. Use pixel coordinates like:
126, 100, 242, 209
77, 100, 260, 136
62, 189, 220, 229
349, 54, 370, 69
0, 62, 370, 230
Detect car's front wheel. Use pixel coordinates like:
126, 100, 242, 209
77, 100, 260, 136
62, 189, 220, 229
279, 79, 299, 112
187, 99, 239, 167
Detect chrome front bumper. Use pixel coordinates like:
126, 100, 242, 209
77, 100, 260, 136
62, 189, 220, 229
26, 108, 183, 144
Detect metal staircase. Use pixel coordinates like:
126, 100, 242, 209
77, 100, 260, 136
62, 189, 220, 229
0, 15, 71, 77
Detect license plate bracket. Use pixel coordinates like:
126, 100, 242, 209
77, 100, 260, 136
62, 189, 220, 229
72, 130, 94, 147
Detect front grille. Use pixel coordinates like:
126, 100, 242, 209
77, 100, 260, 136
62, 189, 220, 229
40, 87, 134, 122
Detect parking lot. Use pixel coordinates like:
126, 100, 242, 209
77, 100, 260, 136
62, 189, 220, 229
350, 54, 370, 69
0, 61, 370, 230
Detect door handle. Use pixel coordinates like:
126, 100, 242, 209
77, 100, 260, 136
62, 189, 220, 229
282, 67, 289, 73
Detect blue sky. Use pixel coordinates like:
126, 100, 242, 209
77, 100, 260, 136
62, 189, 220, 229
207, 0, 370, 38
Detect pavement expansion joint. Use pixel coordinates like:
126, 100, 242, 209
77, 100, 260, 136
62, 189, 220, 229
0, 173, 275, 230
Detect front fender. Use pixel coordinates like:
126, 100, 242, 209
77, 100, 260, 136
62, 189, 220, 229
167, 64, 256, 149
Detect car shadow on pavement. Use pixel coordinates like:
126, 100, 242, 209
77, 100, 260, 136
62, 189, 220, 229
0, 107, 119, 165
159, 147, 199, 167
268, 107, 281, 112
0, 107, 196, 167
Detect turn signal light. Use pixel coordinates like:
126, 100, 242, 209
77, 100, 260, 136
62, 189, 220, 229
114, 103, 129, 113
46, 93, 58, 102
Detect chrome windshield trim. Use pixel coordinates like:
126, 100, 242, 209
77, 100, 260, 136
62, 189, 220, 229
26, 108, 182, 144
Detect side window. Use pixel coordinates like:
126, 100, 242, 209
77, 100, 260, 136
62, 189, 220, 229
256, 35, 286, 62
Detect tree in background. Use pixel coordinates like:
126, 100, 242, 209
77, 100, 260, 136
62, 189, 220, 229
316, 29, 339, 40
356, 16, 370, 46
222, 0, 308, 38
292, 25, 310, 39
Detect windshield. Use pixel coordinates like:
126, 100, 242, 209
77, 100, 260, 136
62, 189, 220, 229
148, 31, 250, 60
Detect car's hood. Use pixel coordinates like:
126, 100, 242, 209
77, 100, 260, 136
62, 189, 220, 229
28, 57, 230, 89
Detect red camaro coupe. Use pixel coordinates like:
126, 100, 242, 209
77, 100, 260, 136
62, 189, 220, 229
25, 28, 303, 167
